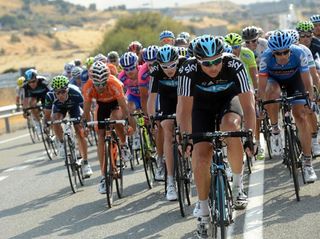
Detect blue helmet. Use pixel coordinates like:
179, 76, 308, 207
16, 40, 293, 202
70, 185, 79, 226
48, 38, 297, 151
120, 52, 138, 68
223, 43, 233, 53
310, 14, 320, 24
143, 45, 159, 61
25, 69, 37, 82
267, 30, 292, 51
157, 45, 179, 63
64, 62, 74, 74
187, 37, 201, 57
159, 30, 175, 40
193, 35, 224, 59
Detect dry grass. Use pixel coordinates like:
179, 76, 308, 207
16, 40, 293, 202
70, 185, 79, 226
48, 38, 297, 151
0, 114, 25, 135
0, 88, 16, 106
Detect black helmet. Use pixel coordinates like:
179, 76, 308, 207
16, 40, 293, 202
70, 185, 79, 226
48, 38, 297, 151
242, 26, 259, 40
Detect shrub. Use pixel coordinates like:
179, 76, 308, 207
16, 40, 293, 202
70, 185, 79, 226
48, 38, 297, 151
10, 34, 21, 43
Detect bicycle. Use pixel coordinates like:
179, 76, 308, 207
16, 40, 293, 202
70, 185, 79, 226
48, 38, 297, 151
184, 129, 253, 239
48, 118, 84, 193
132, 111, 157, 189
262, 92, 309, 201
258, 100, 273, 160
41, 123, 58, 161
24, 105, 43, 144
88, 119, 126, 208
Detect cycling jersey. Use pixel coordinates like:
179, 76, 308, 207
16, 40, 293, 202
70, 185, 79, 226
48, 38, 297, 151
259, 44, 309, 80
178, 53, 250, 111
309, 37, 320, 70
150, 57, 186, 115
239, 47, 257, 88
83, 75, 124, 103
242, 38, 268, 66
118, 65, 142, 97
298, 44, 316, 68
23, 76, 51, 104
138, 63, 151, 90
52, 85, 83, 119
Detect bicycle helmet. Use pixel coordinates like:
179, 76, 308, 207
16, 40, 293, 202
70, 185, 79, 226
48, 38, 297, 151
223, 43, 233, 53
157, 45, 179, 63
120, 52, 138, 68
193, 35, 224, 59
175, 37, 188, 47
310, 15, 320, 24
242, 26, 259, 40
128, 41, 143, 53
159, 30, 175, 40
94, 53, 108, 63
25, 69, 37, 82
177, 47, 188, 57
177, 32, 190, 42
17, 76, 25, 87
224, 33, 243, 46
286, 29, 299, 44
187, 37, 200, 57
64, 62, 74, 74
71, 66, 83, 78
267, 30, 292, 51
143, 45, 158, 62
85, 57, 94, 68
90, 61, 110, 84
296, 21, 314, 32
107, 51, 119, 62
51, 75, 69, 90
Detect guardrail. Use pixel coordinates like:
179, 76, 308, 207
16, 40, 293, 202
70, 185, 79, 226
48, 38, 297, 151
0, 105, 23, 133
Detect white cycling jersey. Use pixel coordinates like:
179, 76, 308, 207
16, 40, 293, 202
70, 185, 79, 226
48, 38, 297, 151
297, 43, 316, 68
242, 38, 268, 66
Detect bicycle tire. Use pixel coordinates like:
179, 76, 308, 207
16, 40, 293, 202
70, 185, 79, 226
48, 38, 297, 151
209, 169, 218, 238
286, 125, 300, 201
105, 140, 114, 208
140, 127, 153, 189
86, 128, 95, 146
40, 125, 57, 160
113, 136, 123, 199
246, 154, 252, 175
174, 143, 186, 217
217, 171, 227, 239
27, 117, 36, 144
64, 135, 78, 193
262, 116, 272, 159
184, 155, 192, 206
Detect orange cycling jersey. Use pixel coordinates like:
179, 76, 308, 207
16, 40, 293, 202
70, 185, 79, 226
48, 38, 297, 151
83, 75, 124, 103
107, 63, 118, 76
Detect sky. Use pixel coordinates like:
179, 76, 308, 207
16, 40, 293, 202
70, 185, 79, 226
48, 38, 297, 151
64, 0, 277, 9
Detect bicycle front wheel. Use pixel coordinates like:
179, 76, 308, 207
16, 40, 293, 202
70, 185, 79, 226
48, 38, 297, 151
41, 126, 57, 160
105, 140, 115, 208
64, 135, 78, 193
140, 127, 154, 189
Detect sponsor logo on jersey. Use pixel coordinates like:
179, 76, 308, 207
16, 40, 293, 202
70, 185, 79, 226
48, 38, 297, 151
259, 57, 267, 70
180, 63, 197, 74
228, 60, 242, 70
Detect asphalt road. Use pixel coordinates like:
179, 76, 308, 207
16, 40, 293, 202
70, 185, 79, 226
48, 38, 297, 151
1, 129, 320, 239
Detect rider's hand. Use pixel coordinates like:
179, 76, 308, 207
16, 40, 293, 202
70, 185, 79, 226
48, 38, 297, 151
243, 139, 255, 158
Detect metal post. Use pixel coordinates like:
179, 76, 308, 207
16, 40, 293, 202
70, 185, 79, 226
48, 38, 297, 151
5, 117, 10, 133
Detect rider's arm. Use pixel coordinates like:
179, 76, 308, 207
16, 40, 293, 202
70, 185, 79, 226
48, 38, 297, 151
258, 53, 269, 100
176, 95, 193, 134
310, 66, 320, 92
83, 101, 92, 122
238, 91, 256, 133
301, 70, 314, 100
249, 66, 259, 90
147, 92, 157, 116
139, 87, 149, 115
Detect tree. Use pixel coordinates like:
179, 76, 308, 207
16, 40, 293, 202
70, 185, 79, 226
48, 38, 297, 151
88, 3, 97, 11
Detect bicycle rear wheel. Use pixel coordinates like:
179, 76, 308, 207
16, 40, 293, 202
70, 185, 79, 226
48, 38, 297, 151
140, 127, 154, 189
113, 137, 123, 199
262, 116, 272, 159
64, 135, 78, 193
105, 140, 115, 208
286, 126, 300, 201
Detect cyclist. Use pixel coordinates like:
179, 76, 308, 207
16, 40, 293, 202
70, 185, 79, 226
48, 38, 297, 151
16, 76, 25, 109
148, 44, 187, 201
94, 53, 118, 76
63, 62, 75, 80
70, 66, 83, 89
107, 51, 122, 72
177, 35, 255, 238
159, 30, 175, 46
177, 31, 191, 44
177, 47, 188, 58
83, 61, 133, 194
50, 75, 93, 178
80, 57, 94, 87
139, 45, 165, 180
22, 69, 51, 134
175, 37, 188, 48
258, 30, 317, 183
288, 29, 320, 156
128, 41, 144, 65
310, 15, 320, 40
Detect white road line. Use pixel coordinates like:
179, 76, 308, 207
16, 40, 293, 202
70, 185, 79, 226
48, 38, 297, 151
3, 165, 29, 173
243, 137, 266, 239
25, 156, 46, 163
0, 176, 8, 182
0, 133, 29, 145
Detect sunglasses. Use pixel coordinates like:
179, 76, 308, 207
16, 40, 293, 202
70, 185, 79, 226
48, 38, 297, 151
160, 61, 178, 70
232, 45, 241, 49
161, 38, 174, 44
28, 80, 37, 84
55, 89, 68, 95
124, 65, 137, 72
273, 49, 290, 56
299, 33, 312, 38
197, 57, 222, 67
245, 39, 258, 44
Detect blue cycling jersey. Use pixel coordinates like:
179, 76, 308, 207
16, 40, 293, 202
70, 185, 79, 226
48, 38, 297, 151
259, 44, 309, 80
52, 85, 83, 111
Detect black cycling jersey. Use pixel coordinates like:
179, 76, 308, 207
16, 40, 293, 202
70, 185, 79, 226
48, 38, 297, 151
150, 57, 186, 115
177, 53, 251, 112
309, 37, 320, 61
23, 76, 51, 101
